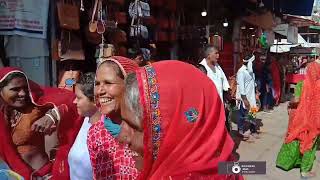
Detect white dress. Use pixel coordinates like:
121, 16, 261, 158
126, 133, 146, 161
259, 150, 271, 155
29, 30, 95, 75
68, 117, 93, 180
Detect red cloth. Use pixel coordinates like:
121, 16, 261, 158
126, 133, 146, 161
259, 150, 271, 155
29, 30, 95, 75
286, 74, 305, 84
0, 67, 81, 180
105, 56, 139, 76
285, 62, 320, 154
271, 60, 281, 105
135, 61, 242, 179
87, 116, 138, 179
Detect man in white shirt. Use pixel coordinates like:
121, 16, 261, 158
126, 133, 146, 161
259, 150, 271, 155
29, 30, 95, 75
236, 54, 259, 140
200, 46, 230, 102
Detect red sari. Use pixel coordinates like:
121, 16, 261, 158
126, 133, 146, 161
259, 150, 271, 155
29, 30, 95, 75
135, 61, 242, 179
0, 67, 81, 180
285, 62, 320, 154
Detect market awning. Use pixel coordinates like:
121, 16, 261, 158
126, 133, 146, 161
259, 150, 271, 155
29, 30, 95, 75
270, 39, 299, 53
283, 14, 319, 27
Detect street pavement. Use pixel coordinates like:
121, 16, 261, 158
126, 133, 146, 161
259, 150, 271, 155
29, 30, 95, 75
231, 102, 320, 180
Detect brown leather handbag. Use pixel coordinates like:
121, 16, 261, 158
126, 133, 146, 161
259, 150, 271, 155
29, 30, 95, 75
85, 24, 102, 45
58, 31, 85, 61
57, 0, 80, 30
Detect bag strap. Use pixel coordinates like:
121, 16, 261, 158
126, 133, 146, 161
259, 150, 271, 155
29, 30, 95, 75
91, 0, 99, 23
131, 15, 135, 26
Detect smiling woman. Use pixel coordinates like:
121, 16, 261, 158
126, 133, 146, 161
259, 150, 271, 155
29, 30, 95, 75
0, 72, 29, 108
87, 56, 140, 179
0, 67, 80, 180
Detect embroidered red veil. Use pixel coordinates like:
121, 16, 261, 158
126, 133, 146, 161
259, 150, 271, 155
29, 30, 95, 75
135, 61, 242, 179
0, 67, 81, 180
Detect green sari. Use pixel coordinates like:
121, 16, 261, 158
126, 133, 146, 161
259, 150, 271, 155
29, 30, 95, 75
276, 137, 318, 172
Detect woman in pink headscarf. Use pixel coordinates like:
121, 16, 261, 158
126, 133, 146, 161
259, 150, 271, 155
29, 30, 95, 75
87, 56, 140, 179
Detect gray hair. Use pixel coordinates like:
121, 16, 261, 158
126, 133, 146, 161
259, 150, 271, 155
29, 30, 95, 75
203, 45, 218, 58
124, 73, 143, 125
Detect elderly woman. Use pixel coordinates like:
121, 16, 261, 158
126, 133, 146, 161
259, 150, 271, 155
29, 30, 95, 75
0, 67, 80, 180
118, 61, 242, 179
87, 56, 139, 179
68, 72, 100, 180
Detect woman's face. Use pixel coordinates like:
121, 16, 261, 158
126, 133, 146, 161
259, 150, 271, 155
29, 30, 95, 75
118, 75, 144, 159
95, 63, 124, 116
0, 77, 29, 109
73, 85, 96, 117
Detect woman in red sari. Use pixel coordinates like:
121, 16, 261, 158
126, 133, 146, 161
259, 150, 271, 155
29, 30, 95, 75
0, 67, 81, 180
119, 60, 242, 179
276, 59, 320, 178
87, 56, 139, 179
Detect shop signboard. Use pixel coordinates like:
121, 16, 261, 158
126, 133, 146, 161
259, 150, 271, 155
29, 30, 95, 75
290, 47, 314, 55
0, 0, 49, 39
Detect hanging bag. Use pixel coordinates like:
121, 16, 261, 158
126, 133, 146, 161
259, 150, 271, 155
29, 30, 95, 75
130, 17, 148, 39
88, 0, 99, 32
58, 31, 85, 61
128, 0, 150, 18
57, 0, 80, 30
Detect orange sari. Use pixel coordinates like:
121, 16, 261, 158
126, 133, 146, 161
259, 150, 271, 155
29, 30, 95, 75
285, 62, 320, 154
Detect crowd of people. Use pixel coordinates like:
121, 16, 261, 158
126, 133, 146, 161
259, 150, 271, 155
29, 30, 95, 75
198, 45, 320, 179
0, 44, 319, 179
0, 55, 243, 179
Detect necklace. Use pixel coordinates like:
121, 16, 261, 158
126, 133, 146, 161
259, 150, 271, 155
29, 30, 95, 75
10, 110, 23, 128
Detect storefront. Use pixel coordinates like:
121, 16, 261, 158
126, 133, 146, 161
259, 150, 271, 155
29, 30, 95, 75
0, 0, 179, 88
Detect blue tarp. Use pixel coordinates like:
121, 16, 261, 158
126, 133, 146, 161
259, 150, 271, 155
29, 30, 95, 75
263, 0, 315, 16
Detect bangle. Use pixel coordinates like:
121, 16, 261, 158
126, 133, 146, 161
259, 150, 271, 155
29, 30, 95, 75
52, 108, 60, 121
45, 113, 56, 124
